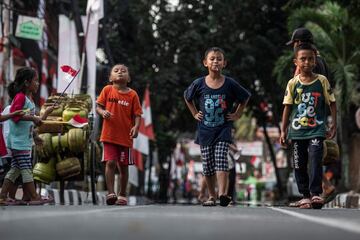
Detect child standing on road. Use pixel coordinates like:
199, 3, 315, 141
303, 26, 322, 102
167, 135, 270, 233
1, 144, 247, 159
280, 43, 337, 209
287, 27, 337, 206
96, 64, 142, 205
184, 47, 250, 207
0, 67, 53, 205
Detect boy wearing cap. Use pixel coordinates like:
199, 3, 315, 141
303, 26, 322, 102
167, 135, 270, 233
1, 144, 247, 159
287, 28, 331, 82
286, 28, 337, 206
280, 43, 337, 209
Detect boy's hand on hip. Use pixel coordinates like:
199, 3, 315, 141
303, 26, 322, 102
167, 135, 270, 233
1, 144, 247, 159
226, 112, 241, 121
194, 111, 203, 121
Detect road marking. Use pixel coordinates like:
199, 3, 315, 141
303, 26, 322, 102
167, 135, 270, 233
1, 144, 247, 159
270, 207, 360, 234
0, 206, 151, 222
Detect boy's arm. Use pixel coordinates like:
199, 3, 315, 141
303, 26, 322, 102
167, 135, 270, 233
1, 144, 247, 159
130, 115, 141, 138
227, 98, 249, 121
96, 103, 112, 119
327, 102, 337, 139
280, 105, 291, 146
184, 97, 202, 121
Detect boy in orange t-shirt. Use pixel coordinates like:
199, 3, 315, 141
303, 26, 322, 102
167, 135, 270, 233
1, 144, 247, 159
96, 64, 142, 205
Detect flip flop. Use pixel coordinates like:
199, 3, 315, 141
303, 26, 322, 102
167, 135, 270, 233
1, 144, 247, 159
202, 197, 216, 207
0, 198, 18, 206
298, 198, 311, 209
115, 196, 128, 205
106, 193, 117, 205
311, 196, 324, 209
219, 195, 232, 207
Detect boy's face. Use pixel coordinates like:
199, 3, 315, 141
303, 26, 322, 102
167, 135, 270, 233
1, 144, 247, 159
110, 65, 129, 84
203, 51, 226, 72
294, 49, 316, 74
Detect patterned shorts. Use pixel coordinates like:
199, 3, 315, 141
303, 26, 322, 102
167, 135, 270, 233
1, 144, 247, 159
200, 142, 230, 176
10, 149, 32, 170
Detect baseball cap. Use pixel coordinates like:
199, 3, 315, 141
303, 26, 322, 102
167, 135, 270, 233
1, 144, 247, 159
286, 27, 314, 45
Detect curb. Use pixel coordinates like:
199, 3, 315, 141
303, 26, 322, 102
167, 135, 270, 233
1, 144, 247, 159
45, 189, 150, 205
325, 191, 360, 208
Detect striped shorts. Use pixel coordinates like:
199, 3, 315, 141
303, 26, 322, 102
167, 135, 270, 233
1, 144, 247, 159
200, 142, 230, 176
5, 149, 33, 183
10, 149, 33, 170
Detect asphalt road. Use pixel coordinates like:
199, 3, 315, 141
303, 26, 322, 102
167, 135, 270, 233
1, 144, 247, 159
1, 205, 360, 240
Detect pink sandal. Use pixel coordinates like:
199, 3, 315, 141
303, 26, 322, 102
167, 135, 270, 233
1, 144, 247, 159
298, 198, 311, 209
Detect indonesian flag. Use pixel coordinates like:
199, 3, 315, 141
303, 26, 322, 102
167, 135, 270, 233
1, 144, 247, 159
68, 114, 88, 128
40, 53, 49, 106
61, 65, 78, 82
132, 86, 155, 171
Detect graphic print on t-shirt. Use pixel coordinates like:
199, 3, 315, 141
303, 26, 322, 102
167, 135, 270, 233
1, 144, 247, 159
204, 94, 227, 127
291, 88, 323, 130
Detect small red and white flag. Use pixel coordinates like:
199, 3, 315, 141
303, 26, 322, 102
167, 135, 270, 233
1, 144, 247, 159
67, 114, 88, 128
61, 65, 78, 82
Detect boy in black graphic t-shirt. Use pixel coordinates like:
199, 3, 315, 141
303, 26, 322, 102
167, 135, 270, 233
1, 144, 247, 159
184, 47, 250, 207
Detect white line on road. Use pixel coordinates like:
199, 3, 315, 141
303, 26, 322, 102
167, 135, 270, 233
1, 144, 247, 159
0, 206, 151, 222
270, 207, 360, 235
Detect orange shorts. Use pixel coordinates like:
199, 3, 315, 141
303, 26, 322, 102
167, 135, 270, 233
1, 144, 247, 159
102, 142, 134, 165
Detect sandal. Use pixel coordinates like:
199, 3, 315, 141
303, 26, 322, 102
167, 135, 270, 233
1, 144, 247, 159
27, 199, 45, 205
298, 198, 311, 209
219, 195, 232, 207
0, 198, 18, 206
311, 196, 324, 209
289, 200, 301, 207
202, 197, 216, 207
115, 196, 128, 205
197, 195, 207, 204
106, 193, 117, 205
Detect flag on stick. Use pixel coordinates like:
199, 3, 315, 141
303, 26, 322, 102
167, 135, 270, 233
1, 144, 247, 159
52, 65, 79, 107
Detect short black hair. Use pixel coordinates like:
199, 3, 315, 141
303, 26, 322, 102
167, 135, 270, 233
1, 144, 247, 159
294, 43, 317, 57
204, 47, 225, 59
